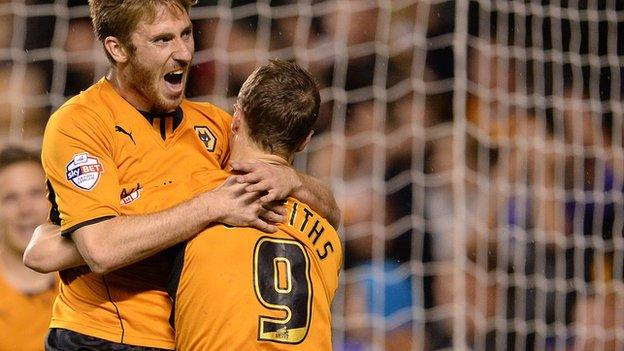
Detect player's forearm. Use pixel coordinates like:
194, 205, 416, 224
23, 223, 86, 273
293, 172, 341, 227
74, 191, 218, 274
73, 176, 281, 274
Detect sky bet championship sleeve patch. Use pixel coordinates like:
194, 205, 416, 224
66, 152, 104, 191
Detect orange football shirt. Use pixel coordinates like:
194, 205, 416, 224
41, 78, 232, 349
0, 273, 58, 351
170, 171, 342, 351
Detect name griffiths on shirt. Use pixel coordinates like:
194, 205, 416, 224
286, 201, 335, 260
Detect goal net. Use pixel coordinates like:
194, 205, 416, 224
4, 0, 624, 350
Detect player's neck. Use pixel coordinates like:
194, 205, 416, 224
0, 244, 55, 294
231, 143, 291, 167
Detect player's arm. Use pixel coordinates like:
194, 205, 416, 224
67, 177, 283, 275
230, 160, 341, 227
291, 171, 340, 226
23, 223, 85, 273
41, 106, 284, 274
24, 178, 283, 274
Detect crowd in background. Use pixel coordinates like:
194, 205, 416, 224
1, 0, 623, 350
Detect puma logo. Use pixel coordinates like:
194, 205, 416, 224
115, 125, 136, 145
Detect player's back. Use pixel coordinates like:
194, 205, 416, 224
170, 174, 342, 350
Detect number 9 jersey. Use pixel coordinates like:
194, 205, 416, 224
168, 170, 343, 350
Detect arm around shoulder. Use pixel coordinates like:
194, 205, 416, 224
293, 171, 341, 227
69, 176, 283, 275
230, 160, 341, 227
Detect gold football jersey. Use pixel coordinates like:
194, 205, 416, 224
171, 171, 342, 351
42, 78, 232, 349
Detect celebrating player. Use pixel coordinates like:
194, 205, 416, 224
0, 146, 57, 350
23, 0, 338, 350
169, 59, 342, 351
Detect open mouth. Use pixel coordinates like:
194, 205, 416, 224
164, 69, 184, 86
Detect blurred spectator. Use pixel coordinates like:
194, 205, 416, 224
433, 241, 502, 351
340, 260, 422, 351
307, 100, 381, 267
0, 63, 49, 142
556, 90, 622, 242
0, 10, 13, 50
185, 16, 217, 98
0, 145, 56, 350
573, 252, 624, 351
573, 288, 623, 351
223, 18, 263, 96
63, 17, 99, 97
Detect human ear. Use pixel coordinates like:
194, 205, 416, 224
104, 36, 130, 64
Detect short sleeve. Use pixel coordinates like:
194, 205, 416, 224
42, 104, 121, 236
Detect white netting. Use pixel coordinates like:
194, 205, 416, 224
3, 0, 624, 350
453, 1, 624, 351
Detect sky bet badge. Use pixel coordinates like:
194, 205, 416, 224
66, 152, 104, 191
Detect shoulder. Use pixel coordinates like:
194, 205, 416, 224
47, 102, 112, 139
283, 197, 342, 252
49, 81, 115, 130
286, 197, 337, 231
182, 100, 232, 126
44, 83, 117, 151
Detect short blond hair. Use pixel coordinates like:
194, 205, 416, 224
88, 0, 196, 62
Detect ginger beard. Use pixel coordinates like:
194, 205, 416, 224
125, 48, 189, 114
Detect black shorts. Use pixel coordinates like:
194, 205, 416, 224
45, 328, 173, 351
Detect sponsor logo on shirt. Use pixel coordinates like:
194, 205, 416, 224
115, 125, 136, 145
120, 183, 143, 205
65, 152, 104, 191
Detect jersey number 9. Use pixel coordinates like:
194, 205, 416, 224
253, 237, 312, 344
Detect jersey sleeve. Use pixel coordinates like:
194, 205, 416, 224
42, 103, 121, 236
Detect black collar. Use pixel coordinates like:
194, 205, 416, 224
139, 107, 183, 125
139, 107, 184, 140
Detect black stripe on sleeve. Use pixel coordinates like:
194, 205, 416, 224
61, 216, 115, 238
46, 180, 61, 225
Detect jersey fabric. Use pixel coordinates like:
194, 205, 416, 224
41, 78, 232, 349
169, 171, 342, 351
0, 272, 57, 351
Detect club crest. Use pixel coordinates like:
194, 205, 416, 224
65, 152, 104, 191
194, 126, 216, 152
